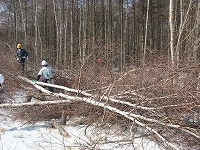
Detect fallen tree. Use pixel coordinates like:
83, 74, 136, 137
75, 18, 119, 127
1, 64, 200, 150
0, 75, 199, 149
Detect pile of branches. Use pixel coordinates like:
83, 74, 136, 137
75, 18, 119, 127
72, 62, 200, 150
0, 57, 200, 149
0, 44, 25, 103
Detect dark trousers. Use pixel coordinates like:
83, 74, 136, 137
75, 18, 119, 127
42, 79, 54, 92
18, 58, 25, 72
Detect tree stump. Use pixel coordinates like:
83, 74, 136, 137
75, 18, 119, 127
61, 110, 67, 125
51, 119, 70, 138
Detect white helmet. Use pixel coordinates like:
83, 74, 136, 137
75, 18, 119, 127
41, 60, 48, 66
0, 74, 5, 84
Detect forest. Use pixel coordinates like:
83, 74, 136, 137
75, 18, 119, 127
0, 0, 200, 150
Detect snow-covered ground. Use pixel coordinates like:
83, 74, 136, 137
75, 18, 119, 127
0, 116, 162, 150
0, 91, 163, 150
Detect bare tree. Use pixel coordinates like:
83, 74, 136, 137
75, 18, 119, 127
0, 0, 199, 70
169, 0, 175, 68
143, 0, 150, 65
70, 0, 75, 68
119, 0, 124, 70
14, 0, 18, 46
34, 0, 39, 67
82, 0, 88, 65
193, 1, 200, 62
79, 2, 83, 65
18, 0, 27, 48
63, 0, 68, 67
176, 0, 193, 67
53, 0, 59, 67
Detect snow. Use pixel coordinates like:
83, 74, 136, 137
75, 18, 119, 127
0, 91, 163, 150
0, 116, 162, 150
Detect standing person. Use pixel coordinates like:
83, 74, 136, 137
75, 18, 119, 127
16, 43, 28, 73
36, 60, 54, 92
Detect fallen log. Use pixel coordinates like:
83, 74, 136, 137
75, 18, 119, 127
0, 99, 72, 108
19, 76, 183, 111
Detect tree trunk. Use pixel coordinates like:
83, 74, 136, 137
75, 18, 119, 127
19, 0, 27, 47
120, 0, 124, 70
108, 0, 113, 66
53, 0, 59, 67
143, 0, 150, 65
44, 0, 48, 50
59, 7, 62, 67
169, 0, 175, 68
82, 1, 87, 65
34, 0, 39, 67
194, 1, 200, 91
79, 3, 83, 65
63, 0, 68, 67
176, 0, 193, 67
70, 0, 75, 68
14, 0, 18, 48
193, 1, 200, 62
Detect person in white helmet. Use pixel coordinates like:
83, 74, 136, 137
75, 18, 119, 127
36, 60, 54, 92
0, 74, 4, 87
